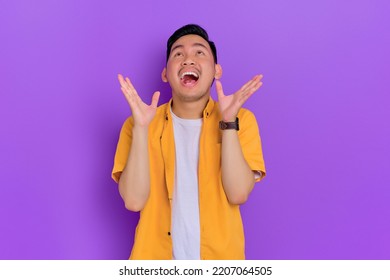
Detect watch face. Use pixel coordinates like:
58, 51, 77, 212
219, 118, 239, 130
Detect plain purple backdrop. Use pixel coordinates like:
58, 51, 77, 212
1, 0, 389, 259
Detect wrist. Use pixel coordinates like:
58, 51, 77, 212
221, 115, 237, 122
132, 125, 149, 134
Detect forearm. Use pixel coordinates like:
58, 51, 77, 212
221, 130, 255, 205
118, 126, 150, 211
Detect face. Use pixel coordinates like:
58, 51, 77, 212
162, 34, 222, 103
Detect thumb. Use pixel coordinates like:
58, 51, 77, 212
215, 80, 225, 100
150, 91, 160, 108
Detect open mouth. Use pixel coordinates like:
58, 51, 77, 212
180, 71, 199, 86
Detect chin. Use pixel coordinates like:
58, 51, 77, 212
176, 91, 209, 103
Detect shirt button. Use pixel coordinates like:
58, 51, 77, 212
168, 232, 171, 236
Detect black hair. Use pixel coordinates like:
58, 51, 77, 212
166, 24, 217, 64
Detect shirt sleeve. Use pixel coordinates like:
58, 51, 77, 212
111, 117, 134, 183
237, 109, 266, 182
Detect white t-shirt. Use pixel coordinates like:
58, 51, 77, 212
171, 109, 202, 260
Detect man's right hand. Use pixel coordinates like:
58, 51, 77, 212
117, 74, 159, 211
118, 74, 160, 127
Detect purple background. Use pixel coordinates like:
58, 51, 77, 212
1, 0, 389, 259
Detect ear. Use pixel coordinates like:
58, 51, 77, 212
214, 64, 222, 79
161, 67, 168, 83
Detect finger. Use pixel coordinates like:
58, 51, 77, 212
121, 77, 143, 107
125, 77, 138, 94
239, 89, 256, 104
247, 79, 262, 94
118, 74, 127, 88
240, 78, 257, 93
240, 75, 262, 93
118, 74, 132, 94
241, 77, 263, 96
150, 91, 160, 108
120, 86, 134, 103
215, 80, 225, 100
245, 80, 263, 95
239, 81, 263, 103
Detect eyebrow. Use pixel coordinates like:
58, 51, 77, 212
170, 42, 209, 54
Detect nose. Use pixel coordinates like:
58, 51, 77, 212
182, 55, 196, 66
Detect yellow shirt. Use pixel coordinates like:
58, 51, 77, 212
112, 98, 266, 259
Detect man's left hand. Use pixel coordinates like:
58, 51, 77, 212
216, 75, 263, 122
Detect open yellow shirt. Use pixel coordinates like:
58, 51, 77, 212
112, 98, 266, 259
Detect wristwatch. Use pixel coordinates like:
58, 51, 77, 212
219, 118, 239, 131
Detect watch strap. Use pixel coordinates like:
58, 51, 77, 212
219, 117, 239, 131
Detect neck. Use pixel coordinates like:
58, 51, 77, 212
171, 95, 209, 119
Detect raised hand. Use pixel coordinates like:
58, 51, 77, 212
216, 75, 263, 122
118, 74, 160, 127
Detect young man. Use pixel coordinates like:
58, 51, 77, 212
112, 24, 266, 260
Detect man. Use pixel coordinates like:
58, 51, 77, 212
112, 24, 266, 259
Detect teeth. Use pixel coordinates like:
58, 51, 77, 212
181, 71, 199, 79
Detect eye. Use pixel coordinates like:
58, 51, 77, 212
174, 52, 183, 57
196, 50, 205, 55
